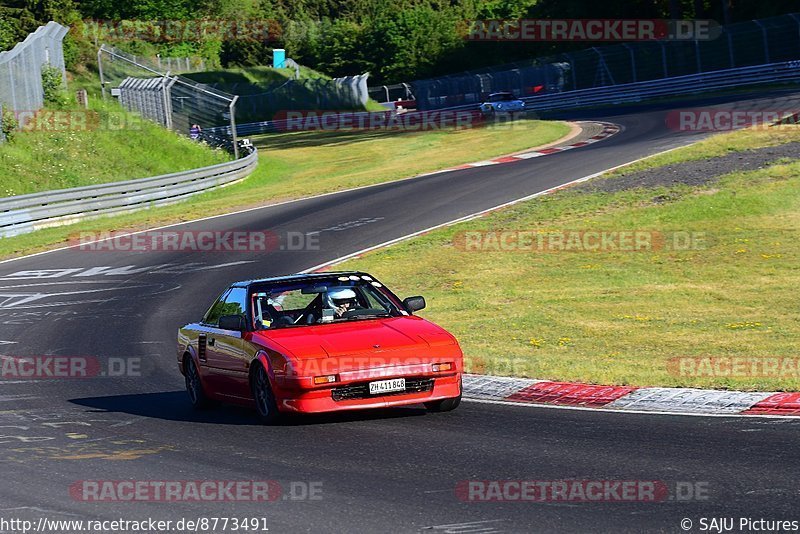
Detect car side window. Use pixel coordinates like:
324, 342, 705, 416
221, 287, 248, 318
202, 289, 230, 327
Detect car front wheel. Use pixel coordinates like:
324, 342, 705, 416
251, 363, 281, 424
425, 395, 461, 412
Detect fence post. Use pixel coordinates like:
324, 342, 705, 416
623, 44, 637, 83
695, 40, 702, 73
726, 30, 735, 68
753, 20, 770, 63
161, 71, 172, 129
98, 47, 106, 99
7, 62, 17, 110
229, 95, 239, 159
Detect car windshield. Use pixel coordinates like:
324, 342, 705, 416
488, 93, 514, 102
251, 275, 403, 329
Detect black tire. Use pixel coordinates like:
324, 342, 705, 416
251, 363, 282, 424
425, 395, 461, 412
184, 356, 214, 409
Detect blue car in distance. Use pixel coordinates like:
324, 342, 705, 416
479, 92, 526, 114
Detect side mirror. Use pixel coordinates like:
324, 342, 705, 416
403, 296, 426, 313
218, 314, 246, 331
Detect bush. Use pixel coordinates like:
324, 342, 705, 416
0, 15, 20, 52
41, 64, 69, 107
1, 104, 18, 142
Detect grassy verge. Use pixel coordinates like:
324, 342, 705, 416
0, 100, 230, 197
0, 118, 570, 259
336, 126, 800, 392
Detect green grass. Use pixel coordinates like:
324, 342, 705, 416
0, 100, 230, 197
0, 117, 570, 259
182, 66, 311, 95
245, 119, 571, 199
336, 126, 800, 392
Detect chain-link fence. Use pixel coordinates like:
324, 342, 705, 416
200, 72, 370, 124
0, 21, 69, 143
98, 45, 240, 156
155, 55, 207, 73
368, 83, 414, 104
413, 13, 800, 109
232, 76, 368, 124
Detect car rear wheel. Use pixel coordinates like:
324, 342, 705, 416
184, 356, 214, 409
251, 363, 281, 424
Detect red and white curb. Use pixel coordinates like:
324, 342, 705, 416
416, 122, 620, 177
463, 375, 800, 417
303, 123, 797, 419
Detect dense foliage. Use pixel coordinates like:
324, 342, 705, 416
1, 0, 798, 82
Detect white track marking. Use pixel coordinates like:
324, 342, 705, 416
462, 397, 800, 420
302, 140, 691, 273
0, 122, 609, 267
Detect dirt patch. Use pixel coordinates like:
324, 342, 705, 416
578, 142, 800, 194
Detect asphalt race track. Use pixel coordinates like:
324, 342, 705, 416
1, 92, 800, 533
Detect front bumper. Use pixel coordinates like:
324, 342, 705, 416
275, 372, 461, 414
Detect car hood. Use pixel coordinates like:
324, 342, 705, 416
261, 316, 457, 360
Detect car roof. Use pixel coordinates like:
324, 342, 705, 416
231, 271, 368, 288
489, 92, 514, 96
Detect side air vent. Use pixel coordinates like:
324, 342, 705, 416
198, 335, 207, 362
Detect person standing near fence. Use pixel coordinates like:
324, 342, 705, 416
189, 123, 202, 140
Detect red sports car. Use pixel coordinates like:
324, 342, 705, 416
177, 271, 463, 423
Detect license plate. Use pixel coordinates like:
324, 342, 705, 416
368, 378, 406, 395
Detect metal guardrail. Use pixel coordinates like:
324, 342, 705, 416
518, 60, 800, 112
0, 146, 258, 238
218, 60, 800, 137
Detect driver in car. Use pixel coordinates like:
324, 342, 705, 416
325, 287, 360, 318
